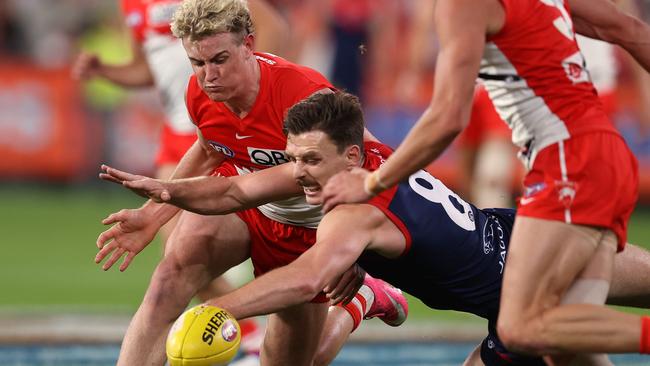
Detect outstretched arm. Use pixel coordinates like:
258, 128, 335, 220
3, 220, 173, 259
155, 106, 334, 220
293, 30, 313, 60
100, 162, 303, 215
206, 205, 378, 319
570, 0, 650, 72
322, 0, 491, 211
71, 39, 155, 87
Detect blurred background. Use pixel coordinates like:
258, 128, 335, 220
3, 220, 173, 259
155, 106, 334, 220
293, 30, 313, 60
1, 0, 650, 362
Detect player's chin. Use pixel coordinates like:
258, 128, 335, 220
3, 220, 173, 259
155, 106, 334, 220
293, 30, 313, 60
204, 89, 228, 102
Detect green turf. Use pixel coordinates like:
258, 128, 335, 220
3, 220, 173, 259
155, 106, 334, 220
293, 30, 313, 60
1, 185, 649, 322
0, 185, 162, 313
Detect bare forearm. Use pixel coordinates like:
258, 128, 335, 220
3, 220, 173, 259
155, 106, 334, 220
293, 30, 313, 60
571, 0, 650, 72
95, 62, 155, 88
146, 140, 224, 220
617, 18, 650, 72
163, 176, 244, 215
209, 265, 320, 319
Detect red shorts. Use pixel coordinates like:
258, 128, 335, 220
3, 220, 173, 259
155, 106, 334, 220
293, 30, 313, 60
517, 132, 638, 250
457, 86, 510, 148
235, 208, 327, 302
155, 125, 197, 166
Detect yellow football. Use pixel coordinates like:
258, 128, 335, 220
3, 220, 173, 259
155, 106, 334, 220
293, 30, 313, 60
166, 304, 241, 366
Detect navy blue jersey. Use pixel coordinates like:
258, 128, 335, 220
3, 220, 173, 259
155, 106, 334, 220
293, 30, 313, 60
359, 143, 514, 322
359, 142, 542, 365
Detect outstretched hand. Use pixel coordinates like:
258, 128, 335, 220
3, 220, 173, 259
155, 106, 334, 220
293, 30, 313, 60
99, 164, 172, 202
321, 167, 373, 213
95, 207, 160, 271
324, 263, 366, 305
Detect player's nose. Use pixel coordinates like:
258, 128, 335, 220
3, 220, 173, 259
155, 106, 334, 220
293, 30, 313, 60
292, 161, 306, 180
204, 64, 220, 82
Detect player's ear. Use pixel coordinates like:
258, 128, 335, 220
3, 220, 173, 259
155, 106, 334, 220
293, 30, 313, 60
242, 33, 255, 54
346, 145, 362, 166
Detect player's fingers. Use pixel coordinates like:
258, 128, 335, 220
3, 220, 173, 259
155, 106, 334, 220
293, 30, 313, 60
330, 282, 356, 305
70, 53, 90, 79
119, 252, 136, 272
95, 241, 117, 263
322, 195, 340, 213
103, 165, 140, 182
103, 247, 125, 271
323, 273, 343, 295
328, 270, 351, 297
96, 228, 115, 249
102, 210, 125, 225
99, 172, 124, 185
341, 282, 360, 305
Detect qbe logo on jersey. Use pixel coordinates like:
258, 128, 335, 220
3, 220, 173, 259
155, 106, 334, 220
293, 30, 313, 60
247, 147, 289, 166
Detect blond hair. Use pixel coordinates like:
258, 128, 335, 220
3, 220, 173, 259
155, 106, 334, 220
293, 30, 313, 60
171, 0, 254, 42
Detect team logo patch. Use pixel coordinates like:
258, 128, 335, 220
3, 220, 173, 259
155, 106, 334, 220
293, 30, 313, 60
482, 215, 507, 273
562, 52, 590, 84
247, 147, 289, 166
207, 141, 235, 157
523, 182, 546, 198
221, 320, 239, 342
554, 180, 577, 209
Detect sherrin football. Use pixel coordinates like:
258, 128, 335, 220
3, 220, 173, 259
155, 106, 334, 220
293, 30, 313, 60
166, 304, 241, 366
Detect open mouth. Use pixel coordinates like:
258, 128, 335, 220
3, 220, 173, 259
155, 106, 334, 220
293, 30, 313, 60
302, 185, 321, 196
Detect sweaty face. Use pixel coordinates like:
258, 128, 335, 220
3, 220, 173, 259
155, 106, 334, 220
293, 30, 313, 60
286, 131, 357, 205
183, 33, 252, 102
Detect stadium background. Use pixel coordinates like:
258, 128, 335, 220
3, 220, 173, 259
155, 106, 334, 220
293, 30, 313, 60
1, 0, 650, 364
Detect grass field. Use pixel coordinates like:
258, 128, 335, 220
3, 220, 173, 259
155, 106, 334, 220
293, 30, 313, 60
1, 184, 649, 323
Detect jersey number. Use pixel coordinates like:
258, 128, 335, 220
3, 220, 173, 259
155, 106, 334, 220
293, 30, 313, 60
408, 170, 476, 231
540, 0, 575, 40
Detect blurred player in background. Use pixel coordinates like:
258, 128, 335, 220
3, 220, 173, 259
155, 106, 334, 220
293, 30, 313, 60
322, 0, 650, 364
93, 1, 406, 365
72, 0, 291, 359
104, 91, 650, 365
457, 0, 650, 210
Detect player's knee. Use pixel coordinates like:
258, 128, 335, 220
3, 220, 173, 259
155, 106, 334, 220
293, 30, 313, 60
145, 260, 195, 307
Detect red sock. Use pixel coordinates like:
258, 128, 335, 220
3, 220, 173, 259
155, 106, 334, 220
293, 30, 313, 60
640, 316, 650, 354
337, 293, 368, 332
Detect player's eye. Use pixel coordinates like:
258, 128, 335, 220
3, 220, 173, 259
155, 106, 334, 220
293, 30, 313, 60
212, 56, 227, 64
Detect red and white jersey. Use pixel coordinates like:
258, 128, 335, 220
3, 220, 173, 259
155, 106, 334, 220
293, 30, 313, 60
479, 0, 619, 166
121, 0, 195, 134
186, 52, 333, 228
576, 35, 618, 94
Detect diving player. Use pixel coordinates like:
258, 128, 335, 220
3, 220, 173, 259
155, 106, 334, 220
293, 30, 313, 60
103, 91, 650, 365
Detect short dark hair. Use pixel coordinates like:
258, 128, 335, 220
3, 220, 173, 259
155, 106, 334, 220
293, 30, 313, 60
283, 92, 365, 153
